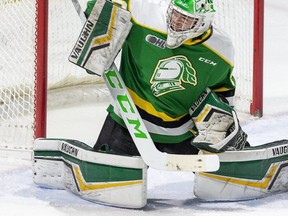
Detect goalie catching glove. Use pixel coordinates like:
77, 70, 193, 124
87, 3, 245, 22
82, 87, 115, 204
190, 88, 248, 153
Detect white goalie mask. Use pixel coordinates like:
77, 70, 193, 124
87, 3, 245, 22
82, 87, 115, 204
166, 0, 216, 49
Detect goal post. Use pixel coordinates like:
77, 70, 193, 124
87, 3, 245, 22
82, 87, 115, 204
0, 0, 264, 158
251, 0, 264, 117
35, 0, 48, 139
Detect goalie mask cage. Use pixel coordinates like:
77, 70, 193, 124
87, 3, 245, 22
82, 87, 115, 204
0, 0, 264, 159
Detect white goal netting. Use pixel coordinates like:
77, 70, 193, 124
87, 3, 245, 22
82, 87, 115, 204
214, 0, 254, 114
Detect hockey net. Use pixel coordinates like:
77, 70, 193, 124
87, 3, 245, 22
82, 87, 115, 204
0, 0, 263, 158
0, 0, 109, 158
214, 0, 263, 117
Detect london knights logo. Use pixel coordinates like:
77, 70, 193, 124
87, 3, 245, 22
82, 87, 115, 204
150, 56, 197, 97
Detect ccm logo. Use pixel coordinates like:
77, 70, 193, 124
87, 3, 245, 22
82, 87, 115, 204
199, 57, 217, 66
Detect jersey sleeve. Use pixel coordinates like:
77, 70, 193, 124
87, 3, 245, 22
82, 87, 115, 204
209, 69, 236, 106
205, 27, 236, 106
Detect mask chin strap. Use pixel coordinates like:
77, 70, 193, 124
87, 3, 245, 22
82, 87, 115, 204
166, 30, 188, 49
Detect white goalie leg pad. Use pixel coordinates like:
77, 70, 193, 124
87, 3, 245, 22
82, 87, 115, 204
33, 139, 65, 189
69, 0, 132, 76
194, 140, 288, 201
33, 138, 147, 208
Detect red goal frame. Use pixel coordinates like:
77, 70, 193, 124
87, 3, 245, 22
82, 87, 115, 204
35, 0, 48, 139
251, 0, 264, 117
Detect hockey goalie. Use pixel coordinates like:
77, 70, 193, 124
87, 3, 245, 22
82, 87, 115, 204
33, 0, 288, 208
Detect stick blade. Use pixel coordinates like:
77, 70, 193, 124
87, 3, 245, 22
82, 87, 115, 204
163, 154, 220, 172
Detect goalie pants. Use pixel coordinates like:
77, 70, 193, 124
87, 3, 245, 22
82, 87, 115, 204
94, 114, 199, 156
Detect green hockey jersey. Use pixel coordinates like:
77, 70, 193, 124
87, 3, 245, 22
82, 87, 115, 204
86, 0, 236, 144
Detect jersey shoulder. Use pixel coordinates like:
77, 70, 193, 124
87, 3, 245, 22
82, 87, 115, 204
204, 26, 235, 65
128, 0, 168, 33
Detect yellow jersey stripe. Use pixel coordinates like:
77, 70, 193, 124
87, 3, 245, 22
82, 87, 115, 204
127, 88, 186, 122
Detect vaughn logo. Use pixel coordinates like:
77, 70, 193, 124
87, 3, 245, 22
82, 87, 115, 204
272, 145, 288, 156
145, 34, 166, 49
150, 55, 197, 97
70, 20, 94, 60
61, 142, 79, 157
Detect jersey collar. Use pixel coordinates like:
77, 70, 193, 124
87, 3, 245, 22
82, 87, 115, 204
183, 26, 213, 46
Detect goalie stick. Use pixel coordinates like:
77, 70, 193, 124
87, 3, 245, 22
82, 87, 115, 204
71, 0, 86, 23
70, 0, 220, 172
